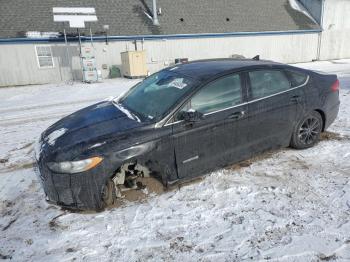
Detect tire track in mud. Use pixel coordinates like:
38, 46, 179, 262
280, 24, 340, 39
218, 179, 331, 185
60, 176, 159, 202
0, 162, 34, 174
0, 98, 104, 127
0, 111, 74, 127
320, 131, 350, 141
0, 98, 97, 114
0, 142, 35, 174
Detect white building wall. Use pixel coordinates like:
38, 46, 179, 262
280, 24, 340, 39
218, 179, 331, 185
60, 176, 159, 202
0, 33, 319, 87
319, 0, 350, 60
141, 33, 319, 73
0, 44, 62, 86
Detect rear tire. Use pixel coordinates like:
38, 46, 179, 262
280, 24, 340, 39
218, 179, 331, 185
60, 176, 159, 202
290, 111, 323, 149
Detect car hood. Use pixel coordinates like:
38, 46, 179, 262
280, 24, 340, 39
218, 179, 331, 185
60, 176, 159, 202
39, 101, 148, 158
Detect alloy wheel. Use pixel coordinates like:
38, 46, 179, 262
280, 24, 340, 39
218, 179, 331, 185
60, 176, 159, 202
298, 117, 321, 145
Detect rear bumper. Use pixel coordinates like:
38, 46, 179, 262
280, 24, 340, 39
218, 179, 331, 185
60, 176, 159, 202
324, 101, 340, 130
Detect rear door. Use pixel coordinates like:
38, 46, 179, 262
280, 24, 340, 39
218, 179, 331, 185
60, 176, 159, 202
246, 68, 306, 153
170, 73, 249, 179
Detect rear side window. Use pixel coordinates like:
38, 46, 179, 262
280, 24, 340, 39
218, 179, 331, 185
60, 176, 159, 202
190, 74, 242, 114
249, 70, 291, 100
285, 70, 308, 87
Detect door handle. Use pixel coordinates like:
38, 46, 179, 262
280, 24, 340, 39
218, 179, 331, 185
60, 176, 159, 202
228, 111, 245, 119
290, 95, 301, 103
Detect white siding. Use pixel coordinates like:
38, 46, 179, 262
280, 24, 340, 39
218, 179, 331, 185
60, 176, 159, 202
140, 33, 319, 73
0, 44, 60, 86
319, 0, 350, 60
0, 33, 319, 87
0, 43, 80, 86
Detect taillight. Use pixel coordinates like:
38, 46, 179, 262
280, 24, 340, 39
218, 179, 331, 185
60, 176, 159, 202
331, 79, 340, 92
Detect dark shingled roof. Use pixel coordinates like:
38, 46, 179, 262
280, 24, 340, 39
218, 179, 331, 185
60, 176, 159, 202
0, 0, 320, 38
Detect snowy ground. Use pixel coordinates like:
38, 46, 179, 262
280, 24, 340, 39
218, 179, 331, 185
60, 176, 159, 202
0, 60, 350, 262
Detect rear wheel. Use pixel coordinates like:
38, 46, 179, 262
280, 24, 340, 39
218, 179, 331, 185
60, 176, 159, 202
291, 111, 323, 149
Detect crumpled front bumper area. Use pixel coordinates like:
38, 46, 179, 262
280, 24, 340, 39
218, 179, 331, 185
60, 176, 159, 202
36, 159, 110, 211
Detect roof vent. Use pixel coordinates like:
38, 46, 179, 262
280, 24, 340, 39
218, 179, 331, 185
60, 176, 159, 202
152, 0, 160, 26
180, 18, 184, 22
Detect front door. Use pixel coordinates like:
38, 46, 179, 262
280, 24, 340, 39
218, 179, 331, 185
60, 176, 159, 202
170, 73, 249, 180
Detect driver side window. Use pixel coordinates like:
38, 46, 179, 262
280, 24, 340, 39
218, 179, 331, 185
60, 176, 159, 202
175, 74, 242, 120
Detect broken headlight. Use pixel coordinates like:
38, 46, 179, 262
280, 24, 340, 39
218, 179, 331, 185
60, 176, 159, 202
47, 157, 103, 174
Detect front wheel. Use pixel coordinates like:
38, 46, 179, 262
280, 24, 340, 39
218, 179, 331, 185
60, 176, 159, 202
102, 179, 116, 207
290, 111, 323, 149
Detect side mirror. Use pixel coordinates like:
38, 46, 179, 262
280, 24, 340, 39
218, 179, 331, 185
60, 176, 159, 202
178, 109, 204, 122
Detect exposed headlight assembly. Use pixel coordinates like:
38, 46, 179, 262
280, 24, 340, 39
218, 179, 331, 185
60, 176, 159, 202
47, 157, 103, 174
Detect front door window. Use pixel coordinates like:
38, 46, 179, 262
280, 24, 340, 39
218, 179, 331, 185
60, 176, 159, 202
176, 74, 242, 121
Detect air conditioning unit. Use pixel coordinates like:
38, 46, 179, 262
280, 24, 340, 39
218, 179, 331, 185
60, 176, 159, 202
121, 51, 147, 78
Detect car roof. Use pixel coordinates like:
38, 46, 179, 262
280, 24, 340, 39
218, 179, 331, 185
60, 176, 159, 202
165, 59, 284, 82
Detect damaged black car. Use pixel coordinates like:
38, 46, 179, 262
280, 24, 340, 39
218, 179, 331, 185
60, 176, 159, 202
35, 59, 340, 210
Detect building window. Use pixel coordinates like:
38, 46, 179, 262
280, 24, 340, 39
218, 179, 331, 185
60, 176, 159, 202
35, 46, 54, 68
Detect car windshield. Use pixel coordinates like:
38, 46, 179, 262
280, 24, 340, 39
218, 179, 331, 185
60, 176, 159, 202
118, 70, 197, 121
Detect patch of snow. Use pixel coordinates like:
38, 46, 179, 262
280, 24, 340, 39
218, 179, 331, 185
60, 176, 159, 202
288, 0, 317, 24
343, 152, 350, 158
26, 31, 60, 38
113, 102, 141, 123
296, 59, 350, 77
103, 96, 115, 102
93, 101, 110, 109
45, 128, 67, 146
88, 142, 106, 149
34, 136, 43, 161
168, 78, 187, 89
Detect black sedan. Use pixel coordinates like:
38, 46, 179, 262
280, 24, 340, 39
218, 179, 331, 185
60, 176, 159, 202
35, 59, 340, 210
